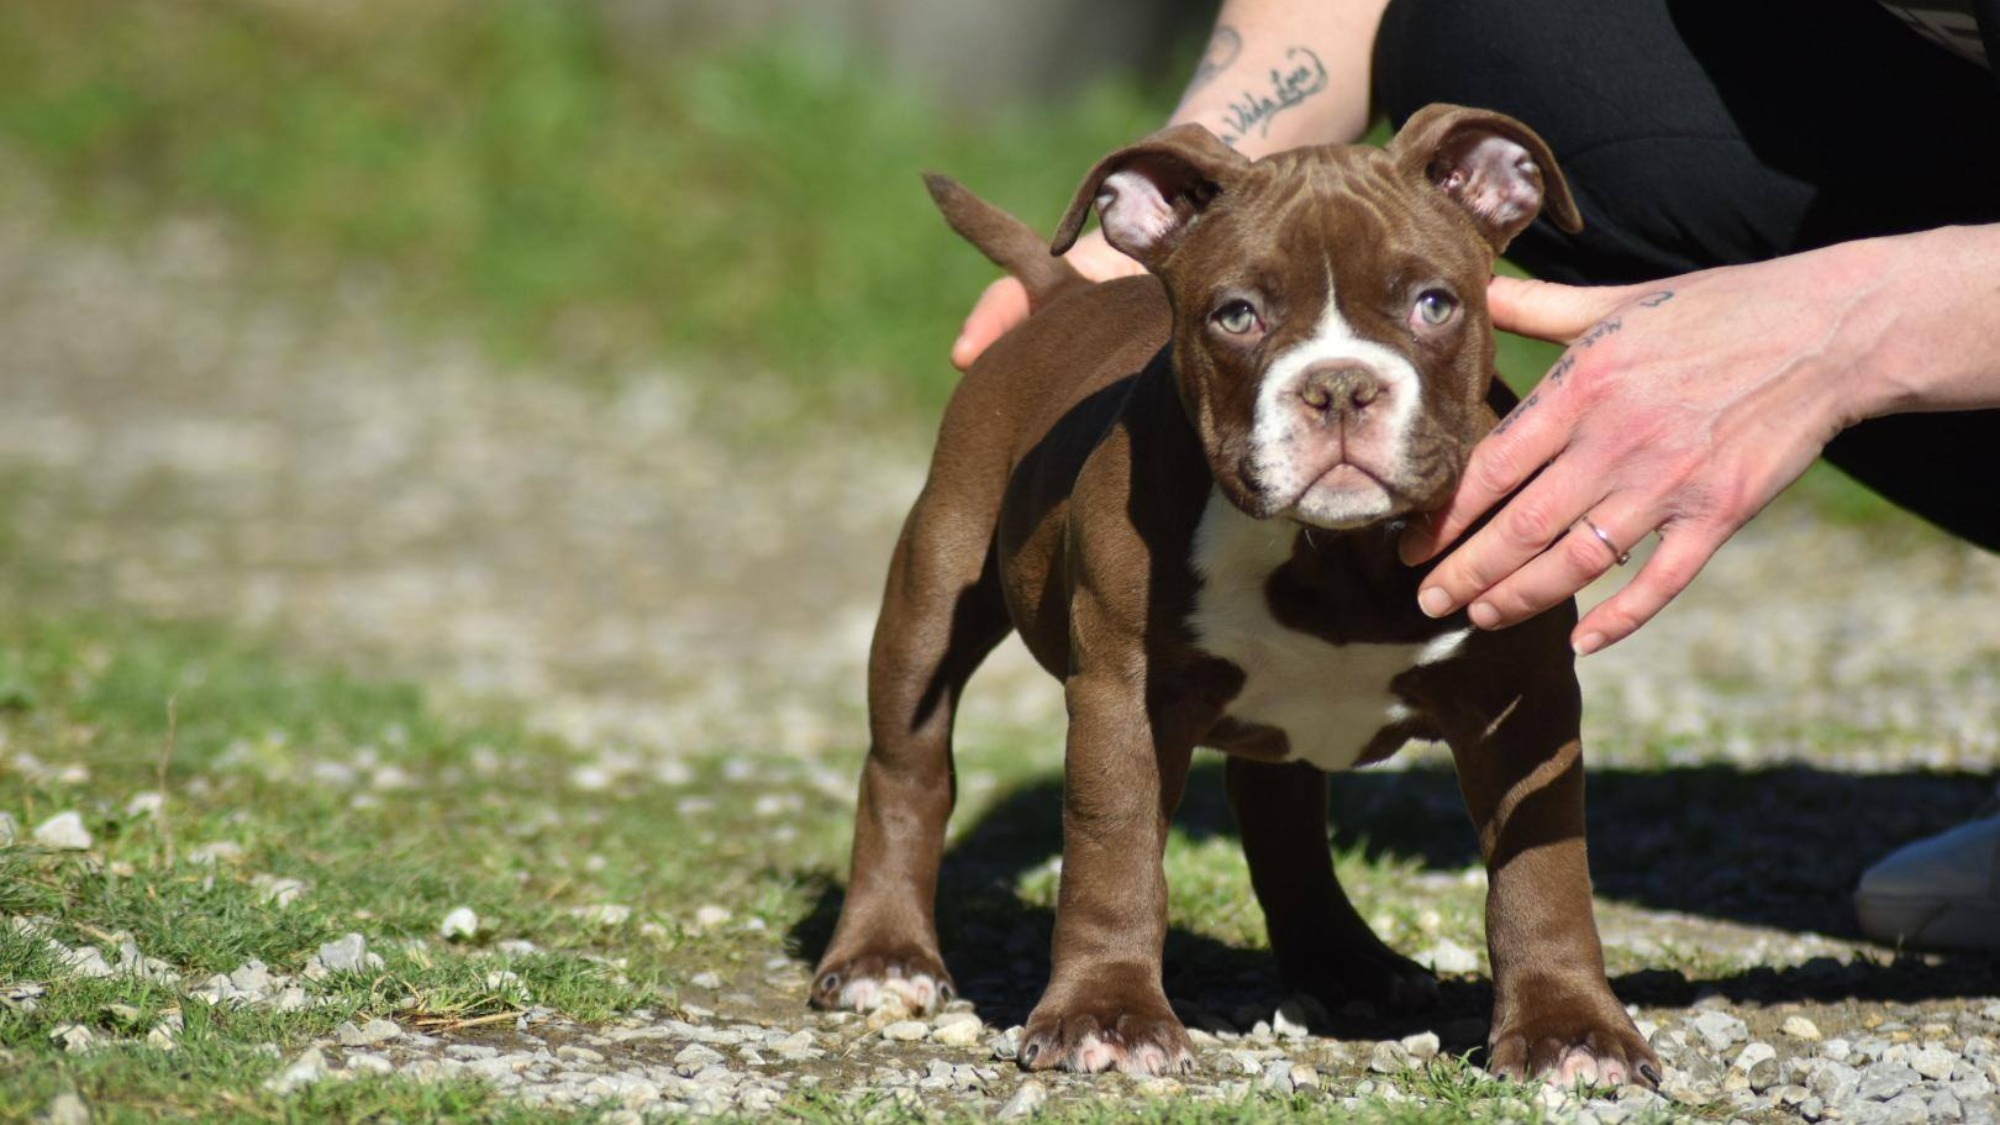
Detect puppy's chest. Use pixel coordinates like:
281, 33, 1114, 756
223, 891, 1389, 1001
1185, 491, 1466, 771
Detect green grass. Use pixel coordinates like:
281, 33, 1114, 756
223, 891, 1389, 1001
0, 614, 691, 1119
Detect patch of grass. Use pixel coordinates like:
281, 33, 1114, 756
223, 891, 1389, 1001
0, 613, 702, 1116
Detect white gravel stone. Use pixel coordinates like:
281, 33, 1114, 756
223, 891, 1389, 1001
45, 1093, 90, 1125
567, 904, 631, 927
880, 1020, 928, 1043
1688, 1010, 1749, 1052
32, 811, 93, 850
1783, 1016, 1824, 1041
693, 905, 732, 929
50, 1024, 97, 1053
1912, 1046, 1958, 1081
673, 1043, 725, 1075
335, 1018, 401, 1047
256, 876, 308, 907
439, 907, 479, 940
1400, 1031, 1441, 1062
1370, 1040, 1410, 1073
1415, 938, 1480, 974
57, 946, 113, 979
229, 960, 272, 996
932, 1017, 984, 1047
265, 1047, 329, 1094
996, 1078, 1047, 1120
314, 933, 382, 974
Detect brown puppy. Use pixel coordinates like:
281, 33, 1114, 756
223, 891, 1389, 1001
813, 105, 1660, 1087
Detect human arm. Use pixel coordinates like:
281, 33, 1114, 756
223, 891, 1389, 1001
951, 0, 1392, 369
1399, 223, 2000, 654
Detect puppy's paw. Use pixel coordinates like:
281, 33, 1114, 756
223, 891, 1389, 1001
1019, 994, 1195, 1077
1488, 1009, 1662, 1089
810, 947, 955, 1015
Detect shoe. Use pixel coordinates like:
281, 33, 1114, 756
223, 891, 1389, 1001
1854, 809, 2000, 952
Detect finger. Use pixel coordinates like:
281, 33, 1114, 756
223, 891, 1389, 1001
1487, 276, 1643, 343
1461, 505, 1649, 631
951, 276, 1031, 371
1570, 521, 1726, 654
1401, 382, 1572, 568
1416, 459, 1607, 623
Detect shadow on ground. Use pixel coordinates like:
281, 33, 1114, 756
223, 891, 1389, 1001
790, 759, 1999, 1042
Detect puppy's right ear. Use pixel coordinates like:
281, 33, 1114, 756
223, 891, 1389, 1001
1051, 124, 1248, 268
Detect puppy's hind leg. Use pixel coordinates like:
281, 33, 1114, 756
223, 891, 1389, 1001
1226, 757, 1439, 1016
812, 491, 1012, 1016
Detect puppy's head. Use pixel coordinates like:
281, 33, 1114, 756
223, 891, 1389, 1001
1053, 104, 1580, 530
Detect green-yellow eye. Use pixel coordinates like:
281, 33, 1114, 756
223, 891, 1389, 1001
1214, 300, 1260, 335
1414, 289, 1459, 327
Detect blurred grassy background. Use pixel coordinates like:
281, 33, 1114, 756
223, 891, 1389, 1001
0, 0, 1913, 523
0, 0, 1180, 411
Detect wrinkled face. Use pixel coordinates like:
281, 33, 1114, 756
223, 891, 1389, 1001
1054, 107, 1578, 532
1156, 148, 1495, 529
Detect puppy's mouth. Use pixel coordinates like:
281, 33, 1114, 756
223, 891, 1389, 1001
1282, 458, 1414, 529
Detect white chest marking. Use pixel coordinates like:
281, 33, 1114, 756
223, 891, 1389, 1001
1187, 491, 1468, 771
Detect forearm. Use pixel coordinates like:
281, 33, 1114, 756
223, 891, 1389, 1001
1843, 223, 2000, 421
1168, 0, 1391, 158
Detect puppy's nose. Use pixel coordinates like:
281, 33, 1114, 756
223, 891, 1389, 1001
1298, 364, 1384, 418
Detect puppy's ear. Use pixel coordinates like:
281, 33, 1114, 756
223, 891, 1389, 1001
1051, 124, 1248, 267
1390, 103, 1582, 252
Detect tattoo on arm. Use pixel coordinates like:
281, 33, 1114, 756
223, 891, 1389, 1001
1214, 47, 1328, 146
1187, 26, 1242, 97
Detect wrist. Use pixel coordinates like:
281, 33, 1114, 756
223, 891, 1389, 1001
1844, 224, 2000, 422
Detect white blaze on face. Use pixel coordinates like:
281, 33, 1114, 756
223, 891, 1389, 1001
1247, 271, 1427, 528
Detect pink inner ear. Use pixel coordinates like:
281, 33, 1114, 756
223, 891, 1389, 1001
1097, 169, 1179, 256
1447, 134, 1542, 231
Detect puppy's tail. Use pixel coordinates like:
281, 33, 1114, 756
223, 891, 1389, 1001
924, 173, 1087, 310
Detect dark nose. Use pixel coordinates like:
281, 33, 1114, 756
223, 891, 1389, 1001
1298, 364, 1383, 418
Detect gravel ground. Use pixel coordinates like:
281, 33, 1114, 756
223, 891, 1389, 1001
4, 187, 1999, 1122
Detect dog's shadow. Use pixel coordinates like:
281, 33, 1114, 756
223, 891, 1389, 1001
789, 758, 1999, 1036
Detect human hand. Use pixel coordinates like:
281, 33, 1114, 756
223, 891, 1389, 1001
1398, 248, 1886, 654
950, 228, 1145, 370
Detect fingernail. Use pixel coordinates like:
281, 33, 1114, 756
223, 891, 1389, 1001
1467, 601, 1499, 629
1573, 632, 1605, 656
1418, 587, 1453, 618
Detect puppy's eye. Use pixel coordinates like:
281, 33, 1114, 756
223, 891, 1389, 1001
1413, 289, 1459, 328
1213, 300, 1262, 336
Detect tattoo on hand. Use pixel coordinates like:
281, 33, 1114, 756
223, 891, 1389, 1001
1494, 391, 1539, 435
1187, 26, 1241, 96
1216, 47, 1328, 145
1636, 290, 1675, 307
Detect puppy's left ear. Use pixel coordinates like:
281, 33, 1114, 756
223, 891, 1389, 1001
1390, 103, 1582, 252
1051, 124, 1249, 268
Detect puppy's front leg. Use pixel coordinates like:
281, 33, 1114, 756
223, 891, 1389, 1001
1446, 670, 1662, 1088
1018, 663, 1199, 1077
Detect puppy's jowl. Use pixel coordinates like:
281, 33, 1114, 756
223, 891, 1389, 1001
814, 105, 1660, 1087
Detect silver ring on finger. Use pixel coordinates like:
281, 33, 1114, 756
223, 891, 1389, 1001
1578, 517, 1632, 567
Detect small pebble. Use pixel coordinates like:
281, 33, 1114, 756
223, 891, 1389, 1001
31, 811, 93, 851
1783, 1016, 1824, 1041
996, 1078, 1047, 1120
439, 907, 479, 940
